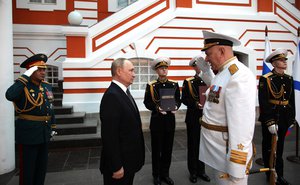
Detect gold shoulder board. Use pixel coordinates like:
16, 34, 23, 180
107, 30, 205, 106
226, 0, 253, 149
186, 77, 194, 81
168, 79, 178, 83
42, 80, 50, 84
262, 72, 273, 78
148, 80, 157, 85
228, 64, 239, 75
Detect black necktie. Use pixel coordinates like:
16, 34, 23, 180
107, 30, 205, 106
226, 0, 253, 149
126, 89, 137, 111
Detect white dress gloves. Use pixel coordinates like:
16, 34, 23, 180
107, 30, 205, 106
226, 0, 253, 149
24, 66, 38, 77
268, 124, 278, 135
194, 56, 215, 86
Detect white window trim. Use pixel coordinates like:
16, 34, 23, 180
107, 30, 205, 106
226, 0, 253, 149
108, 0, 137, 12
16, 0, 66, 11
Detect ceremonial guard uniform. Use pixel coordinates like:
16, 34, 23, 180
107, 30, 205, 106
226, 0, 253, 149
144, 57, 181, 185
199, 31, 257, 185
181, 57, 210, 183
6, 54, 56, 185
258, 49, 295, 185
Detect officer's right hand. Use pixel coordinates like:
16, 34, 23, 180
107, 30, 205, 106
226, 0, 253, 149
268, 124, 278, 135
24, 66, 38, 77
195, 56, 210, 73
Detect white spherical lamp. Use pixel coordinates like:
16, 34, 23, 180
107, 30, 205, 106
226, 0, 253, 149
68, 11, 83, 26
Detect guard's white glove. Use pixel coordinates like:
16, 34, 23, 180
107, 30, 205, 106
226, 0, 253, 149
268, 124, 278, 135
24, 66, 38, 77
158, 107, 167, 115
229, 175, 243, 183
171, 106, 178, 114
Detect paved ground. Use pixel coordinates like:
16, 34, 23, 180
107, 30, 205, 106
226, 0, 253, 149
1, 126, 300, 185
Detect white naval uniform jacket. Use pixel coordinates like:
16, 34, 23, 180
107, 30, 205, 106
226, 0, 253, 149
199, 57, 256, 178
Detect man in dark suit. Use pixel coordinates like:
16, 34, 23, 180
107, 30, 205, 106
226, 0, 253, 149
181, 56, 210, 183
100, 58, 145, 185
6, 54, 56, 185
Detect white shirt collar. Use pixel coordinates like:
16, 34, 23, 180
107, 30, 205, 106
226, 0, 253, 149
112, 80, 127, 93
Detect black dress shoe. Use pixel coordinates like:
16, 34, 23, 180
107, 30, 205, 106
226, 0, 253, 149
189, 174, 197, 183
153, 176, 161, 185
277, 176, 291, 185
198, 173, 211, 182
161, 176, 174, 185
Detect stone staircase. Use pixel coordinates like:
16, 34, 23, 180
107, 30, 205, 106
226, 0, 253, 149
49, 82, 101, 149
49, 81, 187, 149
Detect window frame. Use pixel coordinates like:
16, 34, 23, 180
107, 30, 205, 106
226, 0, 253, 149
129, 58, 156, 91
17, 0, 66, 11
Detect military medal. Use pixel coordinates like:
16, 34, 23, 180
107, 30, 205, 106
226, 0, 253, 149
207, 85, 222, 103
45, 87, 54, 102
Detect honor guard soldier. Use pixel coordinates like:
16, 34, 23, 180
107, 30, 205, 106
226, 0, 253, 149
143, 57, 181, 185
258, 49, 296, 185
6, 54, 56, 185
199, 31, 257, 185
181, 56, 210, 183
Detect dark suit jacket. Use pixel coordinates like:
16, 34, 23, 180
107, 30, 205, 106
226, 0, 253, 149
100, 82, 145, 175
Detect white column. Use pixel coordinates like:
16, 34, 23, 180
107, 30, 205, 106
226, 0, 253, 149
0, 0, 15, 174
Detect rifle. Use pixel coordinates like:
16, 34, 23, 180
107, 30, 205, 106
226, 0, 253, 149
269, 134, 277, 185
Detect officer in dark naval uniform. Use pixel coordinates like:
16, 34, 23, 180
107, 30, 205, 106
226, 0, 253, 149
181, 56, 210, 183
258, 49, 296, 185
6, 54, 56, 185
144, 57, 181, 185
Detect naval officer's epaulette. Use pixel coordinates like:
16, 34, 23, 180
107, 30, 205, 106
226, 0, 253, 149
228, 64, 239, 75
186, 77, 195, 81
148, 80, 157, 85
262, 72, 273, 78
168, 79, 178, 83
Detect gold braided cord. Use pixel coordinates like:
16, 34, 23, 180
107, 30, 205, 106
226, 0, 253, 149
150, 84, 159, 105
266, 77, 284, 99
14, 86, 44, 113
187, 80, 198, 100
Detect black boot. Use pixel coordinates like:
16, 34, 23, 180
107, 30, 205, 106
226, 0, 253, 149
153, 176, 161, 185
276, 176, 291, 185
161, 176, 174, 185
189, 174, 197, 183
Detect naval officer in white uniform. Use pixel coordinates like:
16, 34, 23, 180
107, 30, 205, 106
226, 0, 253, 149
197, 31, 257, 185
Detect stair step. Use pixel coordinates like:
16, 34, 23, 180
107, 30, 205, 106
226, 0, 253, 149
55, 119, 98, 135
52, 85, 63, 92
55, 112, 86, 124
53, 106, 73, 115
53, 92, 63, 99
53, 98, 62, 106
49, 133, 101, 149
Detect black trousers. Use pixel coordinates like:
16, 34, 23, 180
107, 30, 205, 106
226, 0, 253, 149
186, 120, 205, 175
103, 172, 134, 185
19, 143, 48, 185
150, 129, 175, 178
261, 118, 288, 177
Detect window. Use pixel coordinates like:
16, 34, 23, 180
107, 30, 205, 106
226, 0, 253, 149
118, 0, 138, 8
109, 0, 138, 12
130, 58, 157, 90
45, 65, 59, 86
17, 0, 64, 11
29, 0, 56, 4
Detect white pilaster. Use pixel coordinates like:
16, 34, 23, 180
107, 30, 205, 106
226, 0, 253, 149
0, 0, 15, 175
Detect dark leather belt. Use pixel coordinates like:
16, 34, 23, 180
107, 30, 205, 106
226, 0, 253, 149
269, 100, 288, 106
18, 114, 51, 121
201, 120, 228, 132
